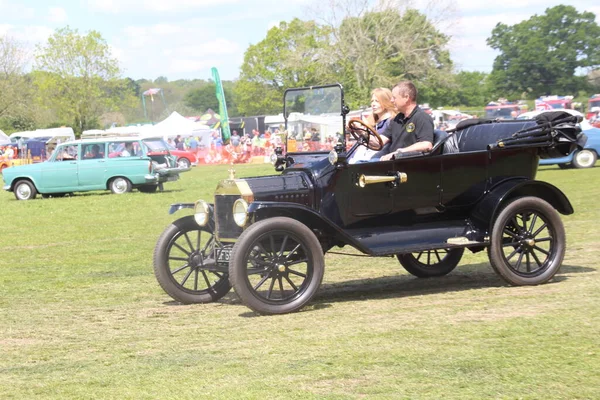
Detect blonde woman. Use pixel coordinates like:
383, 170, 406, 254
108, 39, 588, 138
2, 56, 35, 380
349, 87, 397, 163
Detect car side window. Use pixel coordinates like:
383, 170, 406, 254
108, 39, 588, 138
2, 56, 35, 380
108, 141, 141, 157
54, 145, 78, 161
82, 143, 104, 159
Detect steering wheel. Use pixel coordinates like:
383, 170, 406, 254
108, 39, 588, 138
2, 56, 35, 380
347, 119, 384, 151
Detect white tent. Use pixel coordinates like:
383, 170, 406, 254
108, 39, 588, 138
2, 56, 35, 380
145, 111, 211, 138
9, 127, 75, 142
287, 113, 343, 141
0, 129, 10, 144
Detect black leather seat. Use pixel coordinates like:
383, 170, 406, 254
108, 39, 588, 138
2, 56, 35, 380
430, 129, 448, 155
443, 120, 538, 154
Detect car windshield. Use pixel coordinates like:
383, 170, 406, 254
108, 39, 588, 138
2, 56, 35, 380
590, 100, 600, 110
283, 85, 343, 153
143, 138, 169, 152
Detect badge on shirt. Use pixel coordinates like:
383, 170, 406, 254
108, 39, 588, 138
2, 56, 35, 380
406, 122, 415, 133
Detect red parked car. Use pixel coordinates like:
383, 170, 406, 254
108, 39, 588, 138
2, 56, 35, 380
166, 143, 198, 168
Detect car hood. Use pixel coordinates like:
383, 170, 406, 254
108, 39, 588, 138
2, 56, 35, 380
2, 162, 43, 178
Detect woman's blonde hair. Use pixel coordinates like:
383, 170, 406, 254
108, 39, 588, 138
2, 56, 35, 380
365, 87, 397, 128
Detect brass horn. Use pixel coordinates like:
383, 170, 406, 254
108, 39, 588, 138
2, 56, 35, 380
358, 172, 407, 188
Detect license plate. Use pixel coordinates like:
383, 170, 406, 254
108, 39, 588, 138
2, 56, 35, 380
216, 247, 232, 264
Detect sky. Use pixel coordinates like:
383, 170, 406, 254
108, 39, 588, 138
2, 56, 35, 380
1, 0, 599, 82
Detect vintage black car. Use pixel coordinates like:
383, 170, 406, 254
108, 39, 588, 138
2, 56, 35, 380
153, 84, 586, 315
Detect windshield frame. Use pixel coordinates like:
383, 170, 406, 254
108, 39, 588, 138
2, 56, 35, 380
283, 83, 346, 154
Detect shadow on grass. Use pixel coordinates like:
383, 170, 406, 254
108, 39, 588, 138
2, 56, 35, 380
162, 262, 592, 316
559, 264, 596, 274
313, 261, 592, 307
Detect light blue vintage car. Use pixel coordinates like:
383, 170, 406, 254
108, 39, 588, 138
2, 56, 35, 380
2, 136, 189, 200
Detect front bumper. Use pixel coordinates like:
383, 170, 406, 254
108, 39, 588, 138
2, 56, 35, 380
3, 184, 10, 191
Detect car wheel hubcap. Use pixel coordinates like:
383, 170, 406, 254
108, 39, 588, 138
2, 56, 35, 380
577, 151, 594, 167
114, 179, 126, 193
501, 210, 554, 275
167, 230, 225, 292
244, 233, 311, 302
17, 185, 31, 199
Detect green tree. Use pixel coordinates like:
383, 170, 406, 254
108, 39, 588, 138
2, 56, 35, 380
451, 71, 493, 107
487, 5, 600, 99
235, 18, 333, 116
184, 84, 219, 112
332, 7, 454, 108
33, 27, 136, 133
0, 35, 32, 123
184, 83, 238, 116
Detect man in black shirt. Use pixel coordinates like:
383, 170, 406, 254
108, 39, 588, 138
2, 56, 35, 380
380, 81, 433, 161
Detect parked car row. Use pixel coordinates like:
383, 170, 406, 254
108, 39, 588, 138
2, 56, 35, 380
1, 136, 190, 200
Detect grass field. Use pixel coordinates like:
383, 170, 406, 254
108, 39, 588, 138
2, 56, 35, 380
1, 163, 599, 399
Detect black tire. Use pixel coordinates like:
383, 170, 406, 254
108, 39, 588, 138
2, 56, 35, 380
488, 196, 565, 286
153, 216, 231, 304
557, 163, 571, 170
177, 158, 191, 168
396, 248, 464, 278
229, 217, 325, 315
109, 177, 132, 194
14, 180, 37, 200
572, 149, 597, 169
138, 185, 158, 193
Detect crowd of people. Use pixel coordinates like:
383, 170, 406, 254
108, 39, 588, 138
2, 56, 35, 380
0, 145, 18, 159
164, 80, 434, 165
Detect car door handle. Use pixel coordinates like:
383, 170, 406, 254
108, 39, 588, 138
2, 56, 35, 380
358, 172, 408, 188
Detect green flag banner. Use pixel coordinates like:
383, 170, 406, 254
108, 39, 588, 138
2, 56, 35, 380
211, 67, 231, 143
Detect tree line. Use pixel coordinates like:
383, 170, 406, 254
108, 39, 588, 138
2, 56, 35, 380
0, 2, 599, 135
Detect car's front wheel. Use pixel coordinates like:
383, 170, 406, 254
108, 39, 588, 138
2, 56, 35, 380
488, 196, 565, 286
572, 149, 597, 169
177, 158, 191, 168
153, 216, 231, 303
14, 180, 37, 200
109, 177, 132, 194
229, 217, 325, 315
397, 248, 464, 278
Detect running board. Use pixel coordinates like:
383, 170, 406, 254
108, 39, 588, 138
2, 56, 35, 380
345, 221, 488, 256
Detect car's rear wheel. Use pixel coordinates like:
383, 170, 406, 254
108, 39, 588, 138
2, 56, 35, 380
396, 248, 464, 278
572, 149, 597, 169
109, 177, 132, 194
488, 196, 565, 286
177, 158, 191, 168
14, 180, 37, 200
138, 185, 158, 193
229, 217, 325, 315
153, 216, 231, 303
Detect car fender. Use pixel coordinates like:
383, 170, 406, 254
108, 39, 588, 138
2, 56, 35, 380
4, 173, 40, 192
248, 201, 368, 252
471, 178, 574, 234
167, 202, 216, 230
